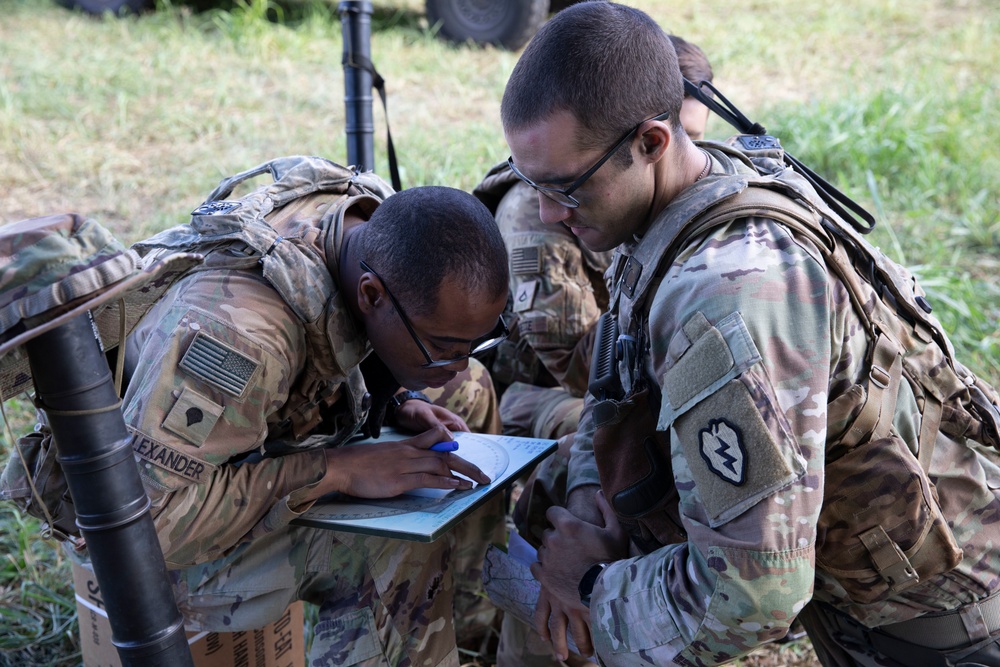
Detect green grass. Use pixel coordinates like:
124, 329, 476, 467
0, 0, 998, 664
0, 505, 79, 667
769, 80, 1000, 381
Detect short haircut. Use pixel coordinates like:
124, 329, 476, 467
353, 186, 509, 317
669, 34, 714, 96
501, 1, 685, 151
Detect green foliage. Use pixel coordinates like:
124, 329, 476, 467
0, 505, 78, 667
0, 398, 78, 666
769, 83, 998, 256
910, 264, 1000, 383
765, 81, 1000, 385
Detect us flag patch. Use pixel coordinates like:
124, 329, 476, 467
510, 246, 542, 275
180, 332, 259, 398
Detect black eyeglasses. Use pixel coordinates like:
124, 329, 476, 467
507, 111, 671, 209
360, 260, 509, 369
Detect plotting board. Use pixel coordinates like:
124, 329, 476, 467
294, 430, 555, 542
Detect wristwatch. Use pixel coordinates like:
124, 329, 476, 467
391, 390, 431, 408
578, 562, 609, 608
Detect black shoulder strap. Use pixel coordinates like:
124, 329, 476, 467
683, 78, 876, 235
342, 52, 402, 193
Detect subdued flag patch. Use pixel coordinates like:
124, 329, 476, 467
511, 246, 542, 275
179, 332, 259, 399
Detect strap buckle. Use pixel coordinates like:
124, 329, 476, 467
859, 525, 920, 593
869, 364, 891, 389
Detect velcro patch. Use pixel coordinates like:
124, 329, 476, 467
511, 246, 542, 275
658, 311, 761, 429
517, 314, 550, 335
674, 375, 802, 526
132, 430, 212, 483
179, 332, 259, 399
620, 256, 643, 299
162, 386, 224, 446
513, 279, 540, 313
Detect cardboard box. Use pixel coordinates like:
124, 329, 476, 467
72, 561, 305, 667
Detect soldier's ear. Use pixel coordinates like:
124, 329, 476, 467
357, 272, 387, 315
637, 121, 671, 161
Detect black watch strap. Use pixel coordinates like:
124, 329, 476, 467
578, 562, 608, 608
392, 390, 431, 408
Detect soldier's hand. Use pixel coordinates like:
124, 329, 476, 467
531, 490, 628, 660
394, 399, 470, 434
320, 426, 491, 499
534, 585, 594, 659
566, 484, 604, 526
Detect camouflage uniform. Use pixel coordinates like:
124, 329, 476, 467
475, 169, 605, 666
422, 363, 506, 642
474, 168, 612, 440
423, 360, 502, 436
567, 147, 1000, 665
121, 189, 503, 667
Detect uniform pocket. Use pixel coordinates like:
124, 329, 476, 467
817, 433, 962, 604
310, 607, 388, 666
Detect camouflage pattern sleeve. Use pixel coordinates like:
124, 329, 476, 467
589, 218, 838, 665
566, 397, 601, 493
496, 182, 611, 396
123, 270, 327, 568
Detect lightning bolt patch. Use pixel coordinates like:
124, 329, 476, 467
699, 418, 747, 485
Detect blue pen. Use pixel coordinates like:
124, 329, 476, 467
430, 440, 459, 453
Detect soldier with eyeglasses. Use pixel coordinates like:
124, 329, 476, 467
120, 177, 511, 667
501, 3, 1000, 667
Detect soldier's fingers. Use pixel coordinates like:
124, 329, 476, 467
569, 612, 594, 657
403, 425, 453, 450
544, 504, 572, 526
434, 406, 469, 432
597, 489, 628, 545
394, 449, 477, 486
405, 472, 473, 492
533, 588, 553, 641
539, 524, 559, 553
443, 453, 491, 485
546, 505, 584, 536
596, 489, 616, 525
444, 415, 469, 432
548, 610, 571, 662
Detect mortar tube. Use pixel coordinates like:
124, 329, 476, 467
27, 313, 193, 667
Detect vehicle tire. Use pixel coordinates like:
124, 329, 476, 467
426, 0, 550, 51
56, 0, 154, 15
549, 0, 578, 11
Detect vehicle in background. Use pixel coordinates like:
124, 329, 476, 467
56, 0, 578, 50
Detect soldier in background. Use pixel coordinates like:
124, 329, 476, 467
503, 3, 1000, 666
